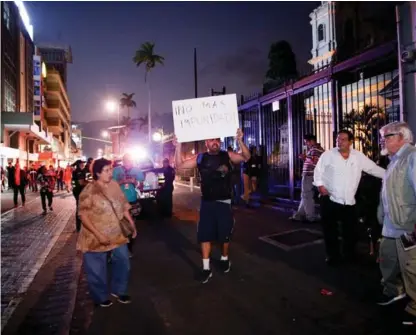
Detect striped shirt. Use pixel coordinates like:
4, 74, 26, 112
303, 144, 324, 175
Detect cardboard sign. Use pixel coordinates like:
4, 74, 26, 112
172, 93, 239, 143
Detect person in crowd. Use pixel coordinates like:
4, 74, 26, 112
376, 121, 416, 326
8, 159, 27, 207
174, 129, 250, 283
77, 158, 137, 307
290, 134, 324, 223
1, 166, 5, 193
6, 161, 13, 190
29, 165, 38, 192
157, 158, 175, 217
112, 153, 144, 257
37, 165, 54, 214
56, 165, 64, 191
72, 159, 87, 232
227, 146, 242, 206
313, 129, 385, 266
64, 164, 73, 193
241, 146, 261, 205
84, 157, 94, 183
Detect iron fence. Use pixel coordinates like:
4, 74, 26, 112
238, 41, 399, 200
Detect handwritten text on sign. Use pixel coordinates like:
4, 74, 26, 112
172, 94, 239, 143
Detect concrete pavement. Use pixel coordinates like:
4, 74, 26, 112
1, 189, 40, 213
1, 185, 413, 334
1, 192, 82, 335
79, 185, 413, 335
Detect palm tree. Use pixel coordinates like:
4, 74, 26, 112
342, 105, 387, 160
120, 115, 149, 140
133, 42, 165, 142
120, 93, 137, 118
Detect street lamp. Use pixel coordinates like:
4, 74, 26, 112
152, 131, 162, 142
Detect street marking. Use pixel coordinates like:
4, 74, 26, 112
259, 228, 324, 251
174, 181, 200, 189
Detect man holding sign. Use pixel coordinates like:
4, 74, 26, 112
174, 129, 250, 284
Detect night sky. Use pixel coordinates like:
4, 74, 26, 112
26, 1, 319, 126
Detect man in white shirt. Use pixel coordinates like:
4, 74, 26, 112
314, 130, 385, 265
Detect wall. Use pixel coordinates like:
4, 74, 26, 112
400, 2, 416, 134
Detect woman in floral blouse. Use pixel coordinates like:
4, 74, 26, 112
77, 158, 137, 307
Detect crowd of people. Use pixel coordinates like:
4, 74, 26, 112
2, 123, 415, 327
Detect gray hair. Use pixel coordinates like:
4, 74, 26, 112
380, 121, 414, 144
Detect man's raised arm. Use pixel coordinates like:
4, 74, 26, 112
174, 136, 197, 170
228, 128, 251, 164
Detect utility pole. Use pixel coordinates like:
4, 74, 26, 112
193, 48, 198, 156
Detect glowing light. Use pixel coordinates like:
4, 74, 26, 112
14, 1, 34, 41
127, 146, 147, 160
272, 100, 280, 112
152, 132, 162, 142
105, 100, 117, 112
191, 149, 195, 155
101, 130, 109, 138
41, 62, 47, 78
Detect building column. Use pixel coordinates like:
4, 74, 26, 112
399, 2, 416, 134
287, 95, 295, 201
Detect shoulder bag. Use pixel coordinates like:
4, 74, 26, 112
98, 188, 135, 238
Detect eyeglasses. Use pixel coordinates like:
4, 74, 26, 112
381, 133, 399, 141
384, 133, 398, 138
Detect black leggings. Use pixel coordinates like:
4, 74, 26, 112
13, 185, 25, 205
41, 190, 53, 210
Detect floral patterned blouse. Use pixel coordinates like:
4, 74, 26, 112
77, 180, 131, 253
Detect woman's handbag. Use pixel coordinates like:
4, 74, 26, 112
98, 189, 135, 238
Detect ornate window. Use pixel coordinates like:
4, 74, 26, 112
318, 24, 325, 42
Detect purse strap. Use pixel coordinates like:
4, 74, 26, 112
96, 186, 126, 231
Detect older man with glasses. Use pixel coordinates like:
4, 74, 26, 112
377, 121, 416, 327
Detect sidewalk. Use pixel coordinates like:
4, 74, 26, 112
79, 186, 412, 335
1, 189, 40, 213
1, 192, 82, 334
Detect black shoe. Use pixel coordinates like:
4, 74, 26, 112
42, 210, 47, 215
201, 269, 212, 284
377, 293, 406, 306
402, 311, 416, 326
49, 207, 53, 211
111, 293, 131, 304
99, 300, 113, 308
220, 260, 231, 273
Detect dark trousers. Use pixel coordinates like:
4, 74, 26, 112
320, 196, 358, 260
41, 190, 53, 210
30, 180, 38, 192
84, 244, 130, 304
13, 185, 26, 206
73, 190, 82, 232
57, 179, 64, 191
157, 186, 173, 217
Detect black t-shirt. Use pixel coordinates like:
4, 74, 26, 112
197, 151, 232, 201
72, 168, 87, 191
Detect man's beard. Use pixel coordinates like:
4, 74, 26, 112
209, 145, 220, 153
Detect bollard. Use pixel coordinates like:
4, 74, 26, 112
190, 177, 194, 192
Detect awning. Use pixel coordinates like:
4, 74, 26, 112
3, 123, 52, 145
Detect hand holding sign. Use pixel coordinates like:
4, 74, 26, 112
236, 128, 244, 141
172, 94, 239, 143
